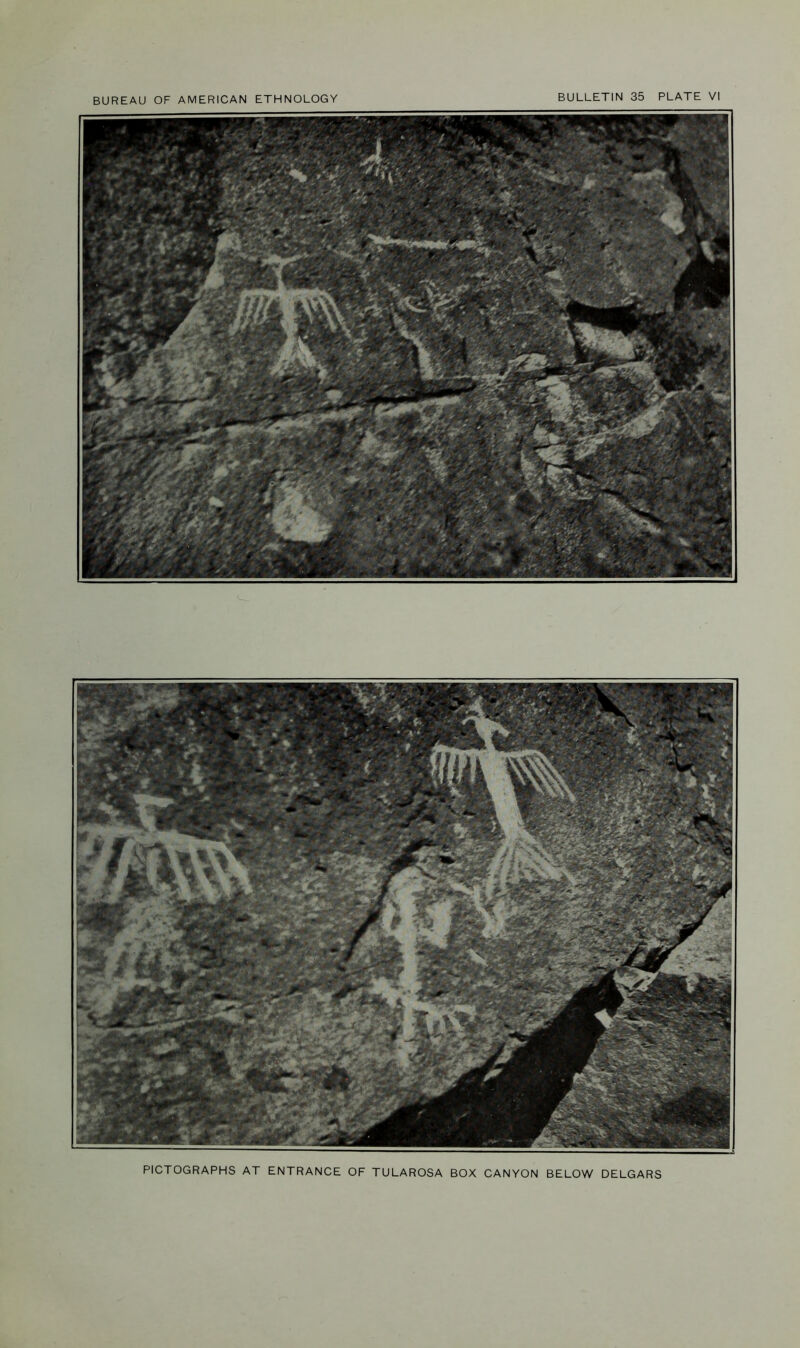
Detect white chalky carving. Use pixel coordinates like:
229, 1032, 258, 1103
79, 793, 252, 905
97, 893, 195, 1017
229, 254, 351, 378
397, 281, 468, 321
360, 136, 396, 184
371, 862, 475, 1067
431, 700, 575, 932
367, 234, 489, 255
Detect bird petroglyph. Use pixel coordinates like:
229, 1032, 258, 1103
229, 252, 351, 379
431, 700, 575, 932
79, 793, 252, 905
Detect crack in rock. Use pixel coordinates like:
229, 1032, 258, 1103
353, 973, 623, 1147
82, 116, 730, 579
351, 883, 732, 1147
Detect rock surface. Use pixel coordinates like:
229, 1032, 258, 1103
534, 893, 732, 1149
82, 116, 731, 578
75, 682, 733, 1147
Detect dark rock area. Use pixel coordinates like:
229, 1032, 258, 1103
534, 892, 732, 1149
81, 115, 731, 578
75, 682, 733, 1147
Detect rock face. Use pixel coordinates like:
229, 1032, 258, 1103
74, 682, 733, 1147
81, 116, 731, 578
533, 893, 733, 1150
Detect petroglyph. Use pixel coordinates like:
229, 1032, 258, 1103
230, 253, 351, 379
397, 280, 469, 321
371, 860, 475, 1068
431, 700, 575, 932
82, 118, 731, 581
79, 793, 252, 905
96, 894, 195, 1019
388, 303, 436, 380
367, 233, 490, 255
360, 136, 396, 185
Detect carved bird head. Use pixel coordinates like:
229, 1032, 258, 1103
462, 698, 509, 745
134, 793, 174, 831
262, 253, 306, 273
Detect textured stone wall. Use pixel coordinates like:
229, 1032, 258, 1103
75, 682, 733, 1147
82, 115, 731, 578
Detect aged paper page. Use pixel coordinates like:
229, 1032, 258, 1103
2, 1, 797, 1344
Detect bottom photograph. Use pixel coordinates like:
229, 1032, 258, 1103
74, 681, 734, 1150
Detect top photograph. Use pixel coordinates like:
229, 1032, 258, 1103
80, 113, 732, 581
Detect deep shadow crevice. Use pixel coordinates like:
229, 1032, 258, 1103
352, 974, 622, 1147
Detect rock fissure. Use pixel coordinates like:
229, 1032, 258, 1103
578, 478, 719, 575
353, 973, 623, 1147
350, 881, 732, 1148
620, 882, 732, 977
535, 885, 733, 1148
75, 645, 731, 1140
594, 684, 636, 728
83, 116, 730, 578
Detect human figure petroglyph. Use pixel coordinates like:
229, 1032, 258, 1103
431, 700, 575, 932
371, 853, 476, 1068
79, 793, 252, 905
229, 248, 351, 378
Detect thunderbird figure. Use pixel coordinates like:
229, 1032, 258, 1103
79, 793, 252, 905
431, 699, 575, 929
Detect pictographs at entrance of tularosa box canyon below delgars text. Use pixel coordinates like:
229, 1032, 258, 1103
80, 114, 732, 580
74, 682, 734, 1150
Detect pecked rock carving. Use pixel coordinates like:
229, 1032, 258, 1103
431, 699, 575, 933
75, 682, 733, 1147
82, 115, 731, 578
371, 856, 476, 1068
229, 248, 351, 380
360, 136, 396, 185
79, 792, 252, 905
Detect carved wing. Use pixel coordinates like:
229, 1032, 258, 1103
230, 289, 279, 334
502, 749, 575, 802
294, 289, 350, 337
152, 830, 252, 901
430, 744, 482, 786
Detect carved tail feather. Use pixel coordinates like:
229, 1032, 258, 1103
273, 334, 320, 375
485, 826, 569, 902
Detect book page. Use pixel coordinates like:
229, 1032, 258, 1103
2, 2, 797, 1345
